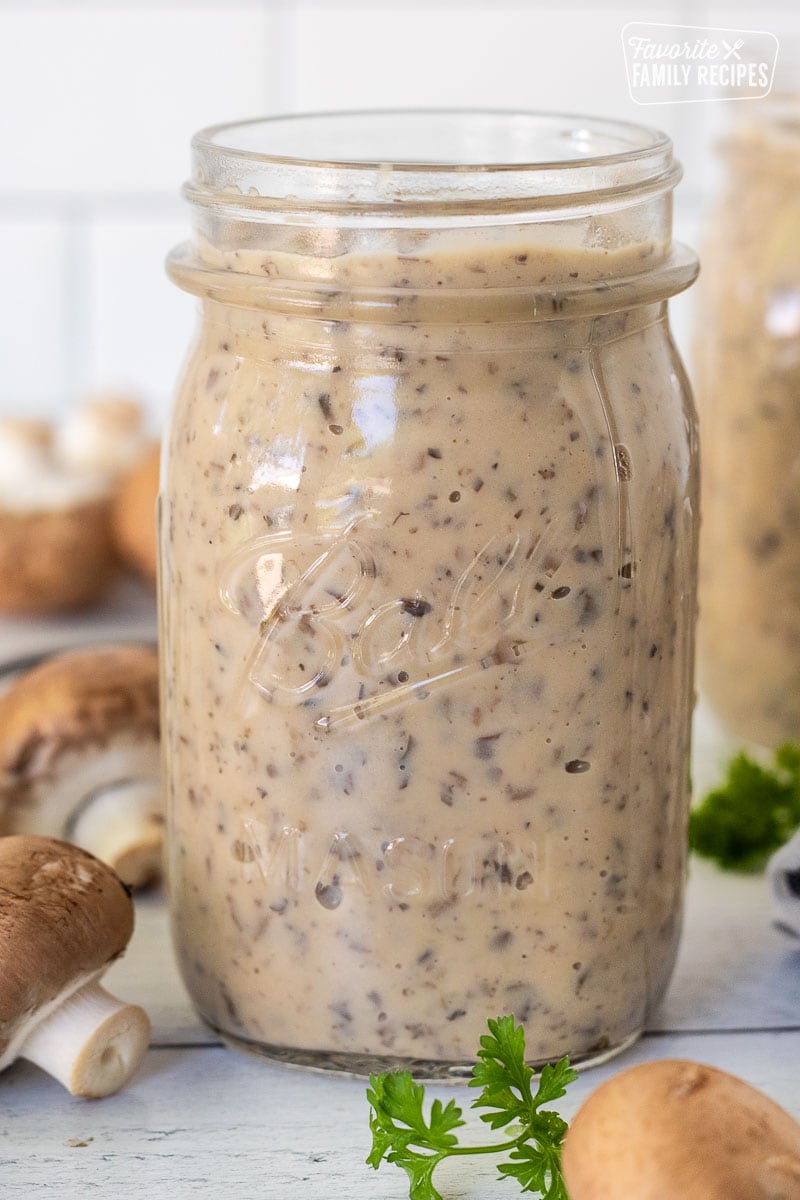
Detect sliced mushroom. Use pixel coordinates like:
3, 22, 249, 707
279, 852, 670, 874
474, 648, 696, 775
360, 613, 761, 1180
0, 646, 163, 889
0, 835, 150, 1097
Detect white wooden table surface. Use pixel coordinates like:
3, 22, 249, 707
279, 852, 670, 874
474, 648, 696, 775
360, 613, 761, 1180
1, 582, 799, 1198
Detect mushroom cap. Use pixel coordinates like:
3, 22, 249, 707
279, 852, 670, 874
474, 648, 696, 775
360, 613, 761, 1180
112, 443, 160, 582
562, 1058, 800, 1200
0, 415, 111, 513
58, 394, 148, 477
0, 645, 159, 795
0, 418, 54, 495
0, 417, 53, 466
80, 395, 143, 436
0, 835, 133, 1061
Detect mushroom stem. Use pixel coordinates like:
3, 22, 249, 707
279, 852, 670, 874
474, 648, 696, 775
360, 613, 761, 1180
21, 980, 150, 1097
69, 780, 163, 889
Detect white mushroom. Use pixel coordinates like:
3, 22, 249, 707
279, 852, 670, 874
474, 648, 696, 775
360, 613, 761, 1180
562, 1058, 800, 1199
0, 834, 150, 1097
0, 646, 163, 889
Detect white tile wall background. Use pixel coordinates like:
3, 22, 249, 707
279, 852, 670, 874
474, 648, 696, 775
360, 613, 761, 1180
0, 0, 798, 429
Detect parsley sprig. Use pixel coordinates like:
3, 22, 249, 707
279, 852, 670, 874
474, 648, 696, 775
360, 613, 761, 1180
366, 1015, 577, 1200
690, 742, 800, 871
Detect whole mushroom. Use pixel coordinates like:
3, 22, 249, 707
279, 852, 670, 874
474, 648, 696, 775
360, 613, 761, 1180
0, 397, 154, 615
0, 835, 150, 1097
0, 645, 163, 889
0, 418, 116, 615
562, 1058, 800, 1199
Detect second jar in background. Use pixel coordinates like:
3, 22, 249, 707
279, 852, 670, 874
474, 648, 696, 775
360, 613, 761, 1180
697, 100, 800, 747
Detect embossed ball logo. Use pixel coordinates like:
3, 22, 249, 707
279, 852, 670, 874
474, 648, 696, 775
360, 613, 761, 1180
220, 499, 612, 732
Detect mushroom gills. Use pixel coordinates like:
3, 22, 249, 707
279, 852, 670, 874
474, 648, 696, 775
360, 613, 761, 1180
67, 778, 163, 889
5, 735, 162, 889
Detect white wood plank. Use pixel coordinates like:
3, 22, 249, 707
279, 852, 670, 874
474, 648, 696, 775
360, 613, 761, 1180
1, 1031, 798, 1198
655, 857, 800, 1032
103, 895, 218, 1048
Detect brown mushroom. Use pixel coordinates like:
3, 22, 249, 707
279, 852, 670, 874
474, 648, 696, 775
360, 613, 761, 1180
0, 835, 150, 1097
562, 1058, 800, 1199
112, 442, 160, 582
0, 646, 163, 889
0, 418, 116, 615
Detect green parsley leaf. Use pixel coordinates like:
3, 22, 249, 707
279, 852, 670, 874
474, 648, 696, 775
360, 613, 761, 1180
366, 1071, 464, 1158
689, 743, 800, 871
497, 1140, 568, 1198
470, 1014, 535, 1129
365, 1015, 576, 1200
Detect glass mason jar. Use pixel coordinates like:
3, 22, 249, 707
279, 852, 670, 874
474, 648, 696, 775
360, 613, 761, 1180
162, 111, 699, 1077
696, 99, 800, 748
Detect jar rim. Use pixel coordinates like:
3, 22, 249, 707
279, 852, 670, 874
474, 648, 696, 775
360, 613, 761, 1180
195, 108, 671, 173
187, 109, 679, 216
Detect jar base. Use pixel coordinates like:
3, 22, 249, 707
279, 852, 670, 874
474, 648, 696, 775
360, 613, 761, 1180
208, 1023, 642, 1081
